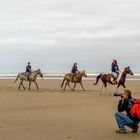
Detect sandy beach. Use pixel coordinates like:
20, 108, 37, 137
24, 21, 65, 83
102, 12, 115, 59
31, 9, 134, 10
0, 79, 140, 140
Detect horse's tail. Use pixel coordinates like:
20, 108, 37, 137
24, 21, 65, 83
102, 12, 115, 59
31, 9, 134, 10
61, 78, 65, 88
14, 74, 19, 83
94, 73, 102, 85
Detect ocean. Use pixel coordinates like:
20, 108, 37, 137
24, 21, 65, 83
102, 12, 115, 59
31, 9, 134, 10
0, 73, 140, 80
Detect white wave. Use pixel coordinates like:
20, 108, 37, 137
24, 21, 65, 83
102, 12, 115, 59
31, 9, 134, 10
0, 73, 140, 80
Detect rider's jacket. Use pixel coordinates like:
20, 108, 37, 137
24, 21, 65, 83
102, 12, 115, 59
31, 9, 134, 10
26, 65, 32, 73
111, 63, 119, 73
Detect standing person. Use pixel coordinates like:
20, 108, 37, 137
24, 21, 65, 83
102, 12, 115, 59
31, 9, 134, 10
114, 90, 139, 133
71, 63, 79, 82
25, 62, 32, 80
111, 59, 119, 83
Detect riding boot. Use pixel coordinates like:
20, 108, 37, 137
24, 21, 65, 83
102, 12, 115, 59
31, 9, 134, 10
111, 76, 115, 84
113, 78, 118, 84
27, 75, 30, 81
71, 75, 74, 82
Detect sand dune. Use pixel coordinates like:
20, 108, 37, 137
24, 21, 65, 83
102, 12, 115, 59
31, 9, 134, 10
0, 79, 140, 140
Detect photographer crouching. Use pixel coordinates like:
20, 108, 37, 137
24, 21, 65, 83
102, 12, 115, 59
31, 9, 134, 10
114, 90, 139, 134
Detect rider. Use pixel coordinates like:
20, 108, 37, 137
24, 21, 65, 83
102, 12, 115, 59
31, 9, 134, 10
71, 63, 79, 82
111, 59, 119, 83
26, 62, 32, 80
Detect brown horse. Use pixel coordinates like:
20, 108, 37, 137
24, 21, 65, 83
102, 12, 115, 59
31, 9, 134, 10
61, 70, 87, 91
94, 67, 133, 94
14, 69, 43, 90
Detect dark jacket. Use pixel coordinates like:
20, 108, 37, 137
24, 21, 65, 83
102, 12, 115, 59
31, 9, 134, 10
118, 98, 139, 122
26, 65, 31, 73
71, 65, 78, 73
111, 63, 119, 73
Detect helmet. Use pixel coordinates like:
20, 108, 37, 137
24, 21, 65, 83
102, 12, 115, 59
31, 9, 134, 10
28, 62, 30, 65
113, 59, 117, 64
74, 63, 77, 65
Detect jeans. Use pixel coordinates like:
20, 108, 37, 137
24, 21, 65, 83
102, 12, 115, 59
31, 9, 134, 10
115, 112, 136, 129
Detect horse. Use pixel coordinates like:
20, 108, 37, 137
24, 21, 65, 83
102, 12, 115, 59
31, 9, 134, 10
61, 70, 87, 91
94, 67, 133, 94
14, 69, 43, 90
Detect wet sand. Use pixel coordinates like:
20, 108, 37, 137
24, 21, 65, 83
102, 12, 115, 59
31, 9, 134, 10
0, 79, 140, 140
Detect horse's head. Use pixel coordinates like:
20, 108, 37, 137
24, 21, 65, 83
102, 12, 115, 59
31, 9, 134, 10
124, 66, 133, 76
37, 69, 43, 79
82, 70, 87, 78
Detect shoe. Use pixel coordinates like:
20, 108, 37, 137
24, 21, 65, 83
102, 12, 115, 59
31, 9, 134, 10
112, 80, 117, 85
132, 125, 139, 133
115, 128, 127, 134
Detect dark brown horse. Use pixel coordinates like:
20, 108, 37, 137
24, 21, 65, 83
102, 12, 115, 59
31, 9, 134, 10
61, 70, 87, 91
94, 67, 133, 94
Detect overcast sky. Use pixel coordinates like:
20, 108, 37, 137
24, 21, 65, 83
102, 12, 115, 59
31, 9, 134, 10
0, 0, 140, 73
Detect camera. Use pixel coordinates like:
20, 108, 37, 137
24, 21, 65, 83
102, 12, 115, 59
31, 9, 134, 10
113, 93, 123, 97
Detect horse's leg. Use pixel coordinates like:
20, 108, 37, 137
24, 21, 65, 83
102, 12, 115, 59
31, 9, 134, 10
105, 86, 111, 95
105, 86, 108, 94
99, 84, 104, 95
68, 82, 72, 90
116, 82, 121, 92
61, 79, 65, 88
64, 82, 68, 90
72, 83, 76, 91
34, 81, 39, 90
18, 80, 22, 90
115, 87, 119, 92
80, 82, 85, 91
104, 83, 110, 95
115, 85, 119, 92
104, 83, 111, 95
21, 81, 25, 90
29, 81, 31, 90
123, 84, 126, 88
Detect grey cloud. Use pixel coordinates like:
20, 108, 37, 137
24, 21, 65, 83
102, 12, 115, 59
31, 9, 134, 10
0, 0, 140, 72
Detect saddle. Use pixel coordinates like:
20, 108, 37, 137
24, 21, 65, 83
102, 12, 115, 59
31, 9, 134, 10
24, 72, 32, 80
107, 73, 114, 78
108, 73, 117, 84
